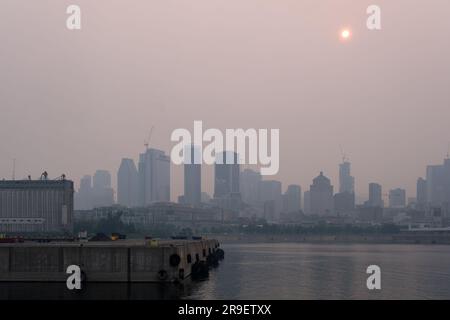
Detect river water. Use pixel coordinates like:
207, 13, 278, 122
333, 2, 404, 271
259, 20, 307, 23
186, 243, 450, 299
1, 243, 450, 300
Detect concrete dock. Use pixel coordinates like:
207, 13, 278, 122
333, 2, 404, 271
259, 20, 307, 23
0, 239, 223, 283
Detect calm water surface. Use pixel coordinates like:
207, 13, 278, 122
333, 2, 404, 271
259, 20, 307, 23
186, 243, 450, 299
2, 243, 450, 299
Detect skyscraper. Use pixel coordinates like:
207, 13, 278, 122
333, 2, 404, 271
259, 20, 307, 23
309, 172, 334, 216
339, 161, 355, 193
138, 148, 171, 206
240, 169, 262, 207
183, 145, 201, 207
117, 158, 139, 207
426, 158, 450, 207
389, 188, 406, 208
259, 180, 283, 219
416, 177, 427, 208
366, 182, 383, 207
75, 175, 92, 210
213, 151, 241, 212
283, 184, 301, 213
303, 190, 311, 215
214, 151, 240, 198
333, 191, 355, 215
93, 170, 111, 190
92, 170, 114, 208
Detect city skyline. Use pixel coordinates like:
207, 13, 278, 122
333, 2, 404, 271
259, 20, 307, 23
2, 1, 450, 202
67, 151, 450, 211
4, 147, 450, 207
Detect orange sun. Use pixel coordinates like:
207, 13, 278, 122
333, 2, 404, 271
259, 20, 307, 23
341, 29, 351, 40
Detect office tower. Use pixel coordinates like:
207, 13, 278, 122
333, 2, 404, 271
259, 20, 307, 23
0, 178, 74, 233
138, 148, 171, 206
240, 169, 262, 206
259, 180, 283, 219
93, 170, 111, 190
75, 175, 92, 210
426, 158, 450, 207
303, 190, 311, 215
214, 151, 240, 198
416, 177, 427, 208
183, 145, 201, 207
366, 182, 383, 207
339, 161, 355, 193
80, 175, 92, 192
117, 158, 139, 207
283, 184, 301, 213
389, 188, 406, 208
213, 151, 241, 212
91, 170, 114, 208
263, 200, 276, 222
309, 172, 334, 216
334, 191, 355, 215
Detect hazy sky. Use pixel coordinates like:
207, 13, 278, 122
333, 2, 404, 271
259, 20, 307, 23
1, 0, 450, 202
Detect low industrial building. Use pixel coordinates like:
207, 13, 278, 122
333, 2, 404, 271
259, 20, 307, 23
0, 178, 74, 233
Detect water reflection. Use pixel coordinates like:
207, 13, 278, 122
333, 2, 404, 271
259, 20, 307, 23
2, 243, 450, 300
0, 282, 190, 300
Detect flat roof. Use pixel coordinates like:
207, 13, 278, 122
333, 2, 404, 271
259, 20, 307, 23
0, 180, 73, 189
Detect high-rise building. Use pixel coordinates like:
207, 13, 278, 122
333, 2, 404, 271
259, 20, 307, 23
339, 161, 355, 194
138, 148, 171, 206
333, 191, 355, 215
416, 177, 427, 208
259, 180, 283, 219
117, 158, 139, 207
303, 190, 311, 215
93, 170, 111, 190
365, 182, 383, 207
240, 169, 261, 207
213, 151, 241, 212
0, 178, 74, 233
389, 188, 406, 208
214, 151, 240, 198
75, 175, 92, 210
183, 145, 201, 207
283, 184, 301, 213
309, 172, 334, 216
426, 159, 450, 207
92, 170, 114, 208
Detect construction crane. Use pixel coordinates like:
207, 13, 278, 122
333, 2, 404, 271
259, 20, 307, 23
144, 125, 154, 150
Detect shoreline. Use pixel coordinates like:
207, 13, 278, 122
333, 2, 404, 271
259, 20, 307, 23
212, 233, 450, 245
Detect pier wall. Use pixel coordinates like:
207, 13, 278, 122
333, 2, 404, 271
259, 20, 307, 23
0, 239, 220, 282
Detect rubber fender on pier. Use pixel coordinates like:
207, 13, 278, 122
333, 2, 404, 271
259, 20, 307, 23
179, 268, 185, 280
157, 269, 168, 281
169, 254, 181, 267
216, 248, 225, 260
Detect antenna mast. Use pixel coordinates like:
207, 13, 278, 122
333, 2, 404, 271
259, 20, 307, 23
12, 158, 16, 180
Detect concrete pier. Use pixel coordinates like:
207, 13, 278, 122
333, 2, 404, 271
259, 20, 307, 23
0, 239, 221, 283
